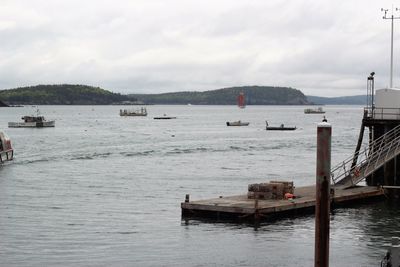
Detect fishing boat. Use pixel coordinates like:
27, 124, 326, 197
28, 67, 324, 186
154, 114, 177, 119
226, 120, 249, 126
0, 131, 13, 163
237, 92, 246, 108
120, 107, 147, 116
304, 107, 325, 114
8, 110, 55, 128
266, 121, 296, 131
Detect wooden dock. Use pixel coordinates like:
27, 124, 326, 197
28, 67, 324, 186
181, 185, 385, 221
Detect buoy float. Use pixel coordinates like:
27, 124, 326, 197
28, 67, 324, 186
284, 193, 295, 200
353, 167, 360, 178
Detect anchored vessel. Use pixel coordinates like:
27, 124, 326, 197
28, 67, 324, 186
266, 121, 296, 131
304, 107, 325, 114
237, 92, 246, 109
0, 131, 13, 163
8, 110, 55, 128
119, 107, 147, 116
226, 120, 249, 126
153, 114, 177, 119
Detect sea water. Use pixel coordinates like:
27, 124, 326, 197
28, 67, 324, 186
0, 105, 398, 267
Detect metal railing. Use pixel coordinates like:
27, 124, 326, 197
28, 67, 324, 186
365, 107, 400, 120
331, 124, 400, 188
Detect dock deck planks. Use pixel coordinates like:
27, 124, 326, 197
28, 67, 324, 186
181, 185, 385, 219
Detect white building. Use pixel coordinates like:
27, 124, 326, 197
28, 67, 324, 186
374, 88, 400, 120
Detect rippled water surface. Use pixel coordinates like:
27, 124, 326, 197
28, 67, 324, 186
0, 105, 398, 266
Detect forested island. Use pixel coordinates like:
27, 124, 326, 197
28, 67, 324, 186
1, 84, 367, 105
0, 85, 312, 105
306, 95, 366, 105
130, 86, 311, 105
0, 85, 133, 105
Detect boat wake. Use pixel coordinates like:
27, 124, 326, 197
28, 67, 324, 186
11, 141, 305, 165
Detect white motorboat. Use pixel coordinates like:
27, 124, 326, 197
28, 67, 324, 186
8, 110, 55, 128
120, 107, 147, 116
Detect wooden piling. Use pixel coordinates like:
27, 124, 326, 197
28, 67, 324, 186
315, 120, 331, 267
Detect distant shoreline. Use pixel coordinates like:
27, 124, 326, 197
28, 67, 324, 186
0, 84, 366, 105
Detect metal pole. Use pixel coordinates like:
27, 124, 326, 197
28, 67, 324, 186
391, 15, 394, 88
382, 7, 400, 88
315, 120, 332, 267
372, 74, 375, 111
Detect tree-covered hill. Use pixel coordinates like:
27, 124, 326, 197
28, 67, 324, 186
0, 84, 133, 105
0, 84, 313, 105
130, 86, 311, 105
306, 95, 366, 105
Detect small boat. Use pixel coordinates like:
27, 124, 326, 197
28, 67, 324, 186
8, 110, 55, 128
237, 92, 246, 109
226, 120, 249, 126
266, 121, 296, 131
154, 114, 177, 120
0, 131, 13, 163
304, 107, 325, 114
120, 107, 147, 116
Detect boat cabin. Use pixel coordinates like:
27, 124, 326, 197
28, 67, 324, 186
22, 116, 46, 122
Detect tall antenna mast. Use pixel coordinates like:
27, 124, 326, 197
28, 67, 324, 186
382, 7, 400, 88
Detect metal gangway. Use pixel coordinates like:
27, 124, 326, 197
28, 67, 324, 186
331, 124, 400, 189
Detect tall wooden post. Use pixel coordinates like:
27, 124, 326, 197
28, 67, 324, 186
315, 120, 332, 267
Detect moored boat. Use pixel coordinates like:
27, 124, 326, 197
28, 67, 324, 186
237, 92, 246, 109
154, 114, 177, 119
304, 107, 325, 114
266, 121, 296, 131
226, 120, 249, 126
120, 107, 147, 116
0, 131, 13, 163
8, 110, 55, 128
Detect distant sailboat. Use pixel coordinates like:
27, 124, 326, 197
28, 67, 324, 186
237, 92, 245, 108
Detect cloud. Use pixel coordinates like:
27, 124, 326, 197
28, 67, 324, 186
0, 0, 399, 96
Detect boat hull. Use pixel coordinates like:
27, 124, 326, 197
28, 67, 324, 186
0, 149, 13, 163
226, 121, 249, 126
153, 117, 177, 119
266, 127, 296, 131
120, 114, 147, 116
304, 111, 325, 114
8, 121, 55, 128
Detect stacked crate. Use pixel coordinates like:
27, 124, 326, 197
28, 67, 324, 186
270, 180, 294, 194
247, 181, 294, 200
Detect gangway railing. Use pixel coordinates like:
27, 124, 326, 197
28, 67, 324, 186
331, 124, 400, 188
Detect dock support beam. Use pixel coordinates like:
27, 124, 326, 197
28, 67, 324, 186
315, 120, 332, 267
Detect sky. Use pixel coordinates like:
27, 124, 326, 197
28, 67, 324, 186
1, 0, 400, 96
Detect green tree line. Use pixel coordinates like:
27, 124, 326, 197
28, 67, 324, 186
0, 85, 311, 105
0, 84, 134, 105
130, 86, 311, 105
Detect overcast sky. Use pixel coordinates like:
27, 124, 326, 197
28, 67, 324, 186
1, 0, 400, 96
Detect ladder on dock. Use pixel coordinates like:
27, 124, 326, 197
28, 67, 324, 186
331, 124, 400, 189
